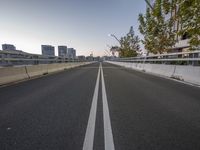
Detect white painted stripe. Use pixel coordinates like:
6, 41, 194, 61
100, 63, 115, 150
82, 64, 100, 150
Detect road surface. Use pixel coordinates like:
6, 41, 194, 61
0, 62, 200, 150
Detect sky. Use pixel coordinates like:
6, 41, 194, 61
0, 0, 146, 56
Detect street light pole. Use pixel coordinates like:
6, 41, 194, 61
144, 0, 153, 10
108, 34, 121, 45
108, 34, 122, 57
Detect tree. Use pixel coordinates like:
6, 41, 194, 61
118, 26, 141, 57
139, 0, 200, 53
178, 0, 200, 49
138, 0, 176, 54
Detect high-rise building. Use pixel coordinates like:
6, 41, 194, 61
67, 48, 76, 59
58, 46, 67, 57
2, 44, 16, 51
171, 4, 190, 52
72, 49, 76, 58
41, 45, 55, 56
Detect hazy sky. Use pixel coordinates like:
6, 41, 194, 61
0, 0, 146, 56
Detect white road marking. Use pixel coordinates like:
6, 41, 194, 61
100, 63, 115, 150
82, 64, 100, 150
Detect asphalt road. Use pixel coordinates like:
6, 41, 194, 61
0, 62, 200, 150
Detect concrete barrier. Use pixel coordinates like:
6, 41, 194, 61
26, 64, 48, 78
173, 65, 200, 85
106, 61, 200, 86
0, 62, 95, 86
0, 66, 29, 85
47, 63, 66, 73
144, 64, 175, 77
66, 62, 79, 68
107, 61, 175, 77
70, 62, 82, 68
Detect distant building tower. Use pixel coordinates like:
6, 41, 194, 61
72, 48, 76, 58
41, 45, 55, 56
2, 44, 16, 51
78, 55, 86, 61
67, 48, 76, 59
58, 46, 67, 57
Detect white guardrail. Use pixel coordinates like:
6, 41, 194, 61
113, 50, 200, 66
107, 50, 200, 85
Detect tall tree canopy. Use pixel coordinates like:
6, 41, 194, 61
178, 0, 200, 49
138, 0, 176, 54
139, 0, 200, 54
119, 26, 141, 57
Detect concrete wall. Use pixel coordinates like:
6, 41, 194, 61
107, 61, 200, 86
173, 65, 200, 85
0, 67, 29, 85
26, 64, 48, 77
0, 62, 93, 85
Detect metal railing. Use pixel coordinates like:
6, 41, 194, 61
0, 50, 92, 67
112, 50, 200, 66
